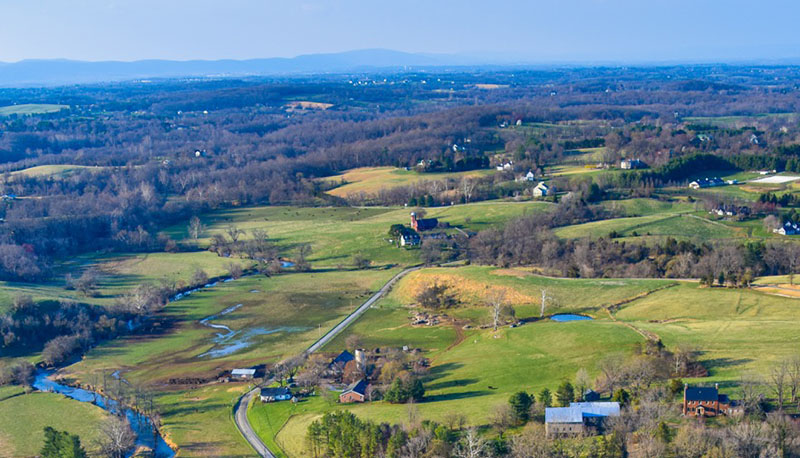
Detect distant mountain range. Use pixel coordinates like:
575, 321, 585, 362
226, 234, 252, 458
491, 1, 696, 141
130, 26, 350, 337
0, 49, 487, 87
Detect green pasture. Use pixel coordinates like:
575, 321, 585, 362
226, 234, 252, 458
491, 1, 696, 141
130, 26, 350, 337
0, 386, 109, 456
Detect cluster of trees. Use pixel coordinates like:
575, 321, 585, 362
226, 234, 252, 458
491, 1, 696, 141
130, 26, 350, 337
0, 296, 127, 366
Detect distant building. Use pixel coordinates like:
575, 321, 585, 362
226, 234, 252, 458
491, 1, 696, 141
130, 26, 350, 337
689, 177, 725, 189
523, 171, 536, 182
545, 402, 620, 437
400, 232, 420, 246
533, 182, 551, 197
260, 387, 292, 402
683, 384, 741, 417
775, 221, 800, 236
620, 158, 648, 170
496, 161, 514, 171
231, 368, 256, 380
410, 213, 439, 232
340, 379, 368, 403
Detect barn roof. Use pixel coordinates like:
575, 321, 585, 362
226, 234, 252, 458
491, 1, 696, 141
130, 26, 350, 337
333, 350, 355, 365
545, 402, 620, 424
342, 379, 368, 396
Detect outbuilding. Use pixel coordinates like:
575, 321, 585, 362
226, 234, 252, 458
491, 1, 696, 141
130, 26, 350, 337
231, 368, 256, 380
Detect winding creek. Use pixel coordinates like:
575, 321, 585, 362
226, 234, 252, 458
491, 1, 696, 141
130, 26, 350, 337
32, 260, 297, 456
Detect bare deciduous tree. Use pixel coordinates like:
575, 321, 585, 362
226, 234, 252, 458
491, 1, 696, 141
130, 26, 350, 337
771, 361, 789, 411
188, 216, 204, 240
454, 428, 490, 458
97, 416, 136, 458
487, 289, 507, 331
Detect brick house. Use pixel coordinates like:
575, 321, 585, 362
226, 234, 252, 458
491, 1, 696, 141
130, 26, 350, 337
339, 379, 368, 403
683, 384, 740, 417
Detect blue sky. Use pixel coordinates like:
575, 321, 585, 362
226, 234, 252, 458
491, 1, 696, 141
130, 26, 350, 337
2, 0, 799, 63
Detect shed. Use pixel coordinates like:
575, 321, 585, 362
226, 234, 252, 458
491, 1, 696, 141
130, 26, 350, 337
231, 368, 256, 379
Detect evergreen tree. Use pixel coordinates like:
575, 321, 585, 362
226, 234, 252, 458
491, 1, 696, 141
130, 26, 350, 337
556, 381, 575, 407
508, 391, 533, 423
40, 427, 87, 458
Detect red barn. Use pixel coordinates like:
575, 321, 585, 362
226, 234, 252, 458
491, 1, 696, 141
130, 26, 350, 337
339, 379, 368, 403
410, 212, 438, 232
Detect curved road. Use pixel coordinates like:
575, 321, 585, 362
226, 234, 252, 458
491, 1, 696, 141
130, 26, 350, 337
233, 266, 419, 457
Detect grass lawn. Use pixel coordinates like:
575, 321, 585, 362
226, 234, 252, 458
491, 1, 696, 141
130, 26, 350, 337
322, 167, 495, 198
0, 103, 68, 116
0, 386, 109, 456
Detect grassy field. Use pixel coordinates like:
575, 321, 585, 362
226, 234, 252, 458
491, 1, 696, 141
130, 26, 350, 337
0, 103, 68, 116
615, 282, 800, 382
323, 167, 494, 198
8, 164, 104, 179
0, 385, 109, 456
554, 212, 740, 241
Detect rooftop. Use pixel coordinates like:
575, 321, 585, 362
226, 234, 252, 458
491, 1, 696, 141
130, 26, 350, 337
545, 402, 620, 424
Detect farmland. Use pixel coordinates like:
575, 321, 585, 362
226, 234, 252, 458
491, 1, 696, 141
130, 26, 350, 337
323, 166, 494, 199
252, 265, 800, 456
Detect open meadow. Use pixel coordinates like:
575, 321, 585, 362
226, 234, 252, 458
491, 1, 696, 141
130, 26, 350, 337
323, 167, 494, 199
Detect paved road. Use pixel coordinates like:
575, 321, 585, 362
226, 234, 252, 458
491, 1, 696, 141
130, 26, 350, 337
234, 387, 275, 457
233, 266, 419, 457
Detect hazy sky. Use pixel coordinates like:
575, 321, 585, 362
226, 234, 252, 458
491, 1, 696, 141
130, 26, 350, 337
2, 0, 799, 63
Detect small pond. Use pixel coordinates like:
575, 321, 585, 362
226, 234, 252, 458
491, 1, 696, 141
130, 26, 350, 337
550, 314, 594, 322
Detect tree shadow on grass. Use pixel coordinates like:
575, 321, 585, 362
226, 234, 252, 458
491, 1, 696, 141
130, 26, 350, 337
700, 356, 753, 376
423, 390, 490, 403
425, 378, 480, 391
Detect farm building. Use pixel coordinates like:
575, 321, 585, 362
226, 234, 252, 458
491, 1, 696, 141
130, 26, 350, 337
339, 379, 368, 403
689, 177, 725, 189
400, 232, 420, 246
533, 182, 551, 197
545, 402, 620, 437
682, 384, 741, 417
231, 368, 256, 380
260, 387, 292, 402
410, 212, 439, 231
774, 221, 800, 236
620, 158, 647, 170
331, 350, 355, 368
